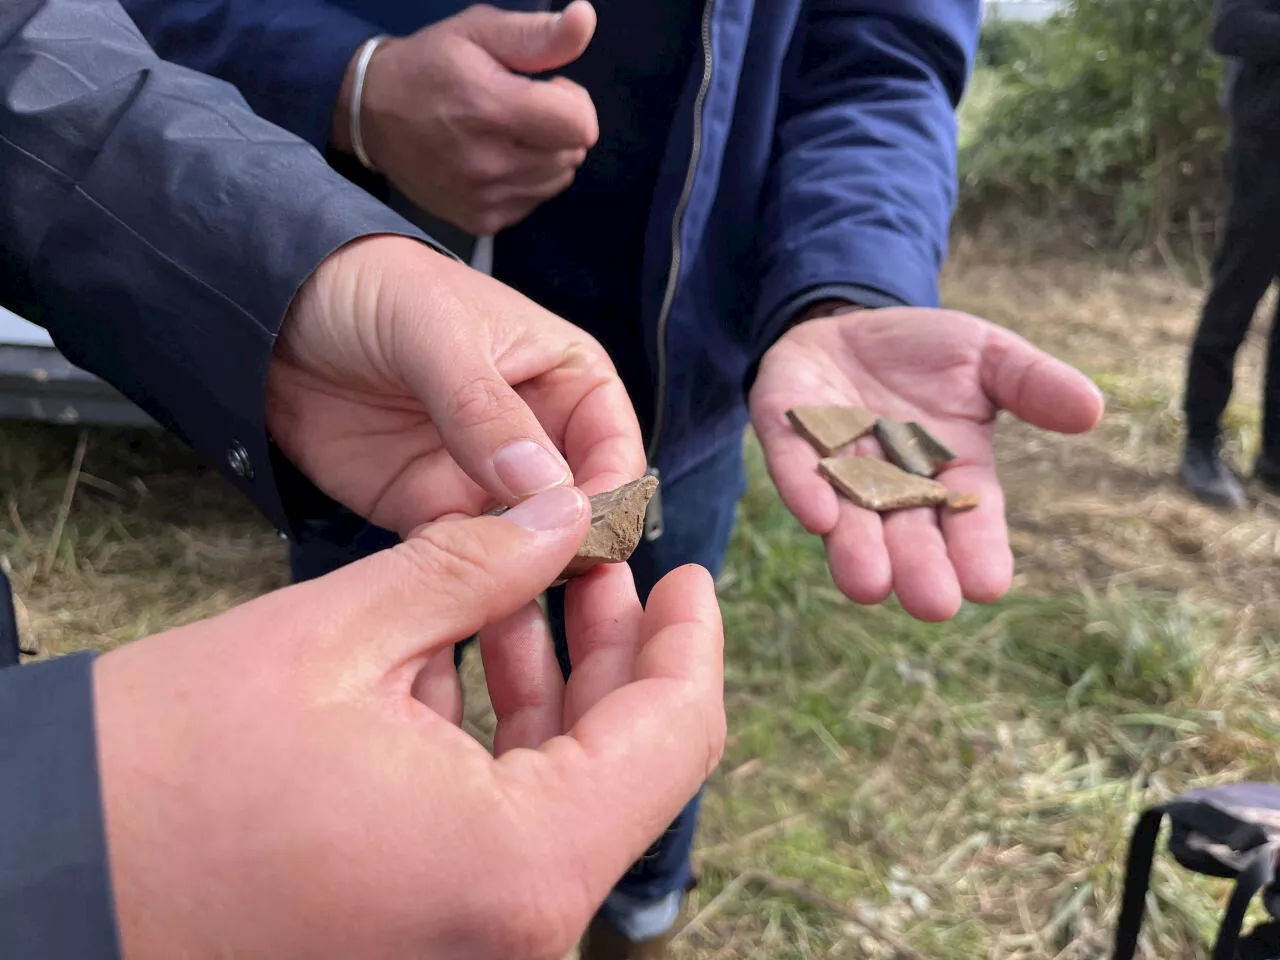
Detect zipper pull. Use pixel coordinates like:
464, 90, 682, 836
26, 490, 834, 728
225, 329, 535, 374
643, 465, 664, 541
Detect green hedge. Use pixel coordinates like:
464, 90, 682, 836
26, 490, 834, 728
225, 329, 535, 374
960, 0, 1226, 247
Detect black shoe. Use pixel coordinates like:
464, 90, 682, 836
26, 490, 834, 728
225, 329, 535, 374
1255, 455, 1280, 496
1180, 444, 1247, 509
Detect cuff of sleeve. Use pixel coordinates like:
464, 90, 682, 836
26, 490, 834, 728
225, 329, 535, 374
772, 282, 906, 334
0, 652, 119, 960
742, 282, 907, 396
753, 226, 941, 358
250, 6, 383, 150
31, 69, 450, 536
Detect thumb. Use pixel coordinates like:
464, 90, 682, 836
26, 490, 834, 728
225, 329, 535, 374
463, 1, 596, 74
982, 324, 1105, 435
323, 486, 590, 669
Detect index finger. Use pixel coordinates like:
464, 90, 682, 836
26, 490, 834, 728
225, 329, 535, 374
495, 564, 724, 892
516, 347, 645, 497
494, 73, 599, 150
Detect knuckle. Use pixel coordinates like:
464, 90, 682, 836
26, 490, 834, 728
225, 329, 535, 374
395, 527, 492, 602
465, 152, 507, 185
445, 374, 522, 431
472, 91, 509, 129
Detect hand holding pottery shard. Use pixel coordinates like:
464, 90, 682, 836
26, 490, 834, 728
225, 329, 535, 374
489, 477, 660, 582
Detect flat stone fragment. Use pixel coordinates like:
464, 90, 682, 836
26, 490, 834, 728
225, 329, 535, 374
908, 422, 957, 465
818, 457, 948, 511
559, 476, 660, 581
786, 405, 876, 457
873, 418, 957, 478
945, 491, 980, 513
484, 476, 659, 582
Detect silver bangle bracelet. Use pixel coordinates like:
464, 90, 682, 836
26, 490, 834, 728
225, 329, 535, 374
350, 34, 389, 173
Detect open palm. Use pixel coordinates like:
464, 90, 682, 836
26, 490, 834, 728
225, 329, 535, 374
749, 308, 1103, 621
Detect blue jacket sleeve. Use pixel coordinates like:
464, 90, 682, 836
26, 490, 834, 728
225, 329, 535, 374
120, 0, 380, 149
753, 0, 979, 342
0, 0, 434, 537
0, 652, 117, 959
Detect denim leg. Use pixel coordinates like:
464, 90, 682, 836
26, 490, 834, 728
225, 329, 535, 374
546, 437, 748, 902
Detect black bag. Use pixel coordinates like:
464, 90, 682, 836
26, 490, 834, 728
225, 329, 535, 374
1114, 783, 1280, 960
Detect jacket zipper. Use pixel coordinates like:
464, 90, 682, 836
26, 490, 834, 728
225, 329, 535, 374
643, 0, 717, 541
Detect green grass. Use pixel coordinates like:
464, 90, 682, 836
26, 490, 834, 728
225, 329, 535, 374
680, 438, 1280, 958
5, 246, 1280, 957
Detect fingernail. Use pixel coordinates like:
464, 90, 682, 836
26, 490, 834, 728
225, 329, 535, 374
492, 439, 571, 498
500, 485, 586, 532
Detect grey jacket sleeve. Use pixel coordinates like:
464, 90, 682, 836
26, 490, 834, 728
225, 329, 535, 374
0, 652, 116, 958
0, 0, 435, 536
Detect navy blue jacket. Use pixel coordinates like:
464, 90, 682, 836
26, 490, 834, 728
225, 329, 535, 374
0, 0, 425, 953
123, 0, 980, 484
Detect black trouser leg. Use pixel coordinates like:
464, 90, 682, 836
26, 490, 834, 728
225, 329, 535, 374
1184, 130, 1280, 448
1262, 292, 1280, 464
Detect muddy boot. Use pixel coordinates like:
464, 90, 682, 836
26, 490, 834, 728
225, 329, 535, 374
579, 889, 689, 960
1180, 441, 1246, 509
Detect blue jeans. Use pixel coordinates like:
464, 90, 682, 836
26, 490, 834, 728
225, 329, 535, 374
289, 438, 747, 902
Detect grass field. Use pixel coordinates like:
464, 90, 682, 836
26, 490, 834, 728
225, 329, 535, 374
3, 241, 1279, 958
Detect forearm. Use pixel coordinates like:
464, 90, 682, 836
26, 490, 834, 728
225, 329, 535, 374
0, 0, 428, 532
1213, 0, 1280, 62
119, 0, 379, 149
754, 0, 978, 348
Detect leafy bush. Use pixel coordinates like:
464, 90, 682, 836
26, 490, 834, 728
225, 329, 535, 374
974, 16, 1041, 69
960, 0, 1226, 247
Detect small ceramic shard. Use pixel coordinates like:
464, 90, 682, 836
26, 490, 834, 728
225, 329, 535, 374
908, 422, 957, 465
874, 419, 935, 477
485, 476, 659, 582
557, 476, 660, 580
786, 405, 876, 457
873, 418, 957, 478
818, 457, 948, 511
945, 491, 981, 513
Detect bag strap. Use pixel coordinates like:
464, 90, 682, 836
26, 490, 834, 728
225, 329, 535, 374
1214, 846, 1277, 960
1113, 806, 1168, 960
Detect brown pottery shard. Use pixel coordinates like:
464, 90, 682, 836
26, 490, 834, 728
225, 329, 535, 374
818, 457, 948, 511
945, 491, 981, 513
786, 405, 876, 457
559, 476, 659, 581
873, 418, 957, 478
485, 476, 659, 581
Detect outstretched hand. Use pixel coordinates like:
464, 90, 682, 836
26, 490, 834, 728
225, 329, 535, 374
749, 307, 1103, 622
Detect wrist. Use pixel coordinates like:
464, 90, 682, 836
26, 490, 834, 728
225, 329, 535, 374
792, 299, 867, 327
330, 51, 357, 154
